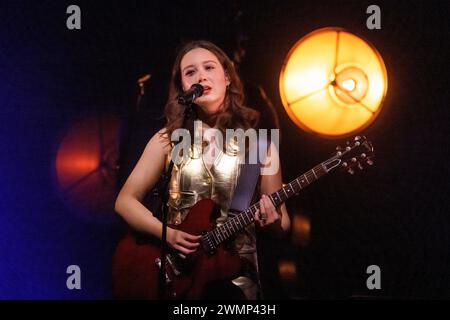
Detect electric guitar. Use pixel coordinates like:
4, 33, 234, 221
112, 135, 374, 299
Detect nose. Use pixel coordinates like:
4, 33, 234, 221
197, 69, 207, 83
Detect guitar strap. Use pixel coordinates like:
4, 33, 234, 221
229, 134, 269, 213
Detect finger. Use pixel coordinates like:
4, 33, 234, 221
175, 245, 197, 256
183, 232, 202, 241
254, 208, 260, 221
259, 198, 267, 220
177, 240, 200, 252
179, 238, 200, 249
264, 200, 276, 222
264, 195, 280, 222
180, 234, 200, 244
254, 208, 261, 222
254, 209, 265, 227
264, 195, 275, 211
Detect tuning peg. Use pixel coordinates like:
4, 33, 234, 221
336, 151, 342, 156
358, 163, 364, 170
345, 146, 351, 151
348, 168, 355, 175
366, 159, 374, 166
355, 141, 361, 146
342, 162, 348, 168
336, 145, 342, 151
351, 157, 357, 163
354, 136, 361, 141
361, 153, 366, 158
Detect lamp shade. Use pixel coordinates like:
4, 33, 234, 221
279, 27, 388, 137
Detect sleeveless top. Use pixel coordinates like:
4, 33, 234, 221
165, 122, 262, 299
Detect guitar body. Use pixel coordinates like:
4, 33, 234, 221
112, 199, 243, 299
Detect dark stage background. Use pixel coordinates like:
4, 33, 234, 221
0, 0, 449, 299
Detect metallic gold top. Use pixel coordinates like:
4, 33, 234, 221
167, 140, 241, 227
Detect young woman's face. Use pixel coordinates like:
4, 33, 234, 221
180, 48, 230, 115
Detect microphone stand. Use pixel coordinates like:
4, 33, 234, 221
158, 101, 195, 299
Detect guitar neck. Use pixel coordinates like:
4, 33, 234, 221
207, 159, 336, 246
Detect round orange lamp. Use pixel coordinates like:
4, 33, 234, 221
55, 115, 121, 220
279, 27, 388, 138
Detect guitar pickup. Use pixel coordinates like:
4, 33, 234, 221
201, 232, 217, 255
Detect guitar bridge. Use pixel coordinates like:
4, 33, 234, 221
154, 258, 171, 284
166, 255, 181, 276
155, 254, 181, 278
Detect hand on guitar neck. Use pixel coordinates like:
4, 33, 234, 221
254, 194, 280, 227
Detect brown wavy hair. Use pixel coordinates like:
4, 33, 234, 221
163, 40, 260, 140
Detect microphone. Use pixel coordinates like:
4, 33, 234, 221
177, 84, 204, 105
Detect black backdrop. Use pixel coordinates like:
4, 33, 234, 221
0, 0, 449, 299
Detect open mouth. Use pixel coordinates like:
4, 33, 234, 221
203, 86, 211, 94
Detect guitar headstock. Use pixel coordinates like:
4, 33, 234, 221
323, 136, 375, 174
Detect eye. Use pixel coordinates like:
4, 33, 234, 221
185, 70, 195, 76
205, 65, 215, 70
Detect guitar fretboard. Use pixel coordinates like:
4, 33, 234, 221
206, 162, 328, 246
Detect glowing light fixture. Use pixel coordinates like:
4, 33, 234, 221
279, 27, 388, 137
54, 115, 121, 221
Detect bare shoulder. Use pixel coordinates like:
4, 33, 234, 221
146, 128, 172, 155
118, 128, 171, 201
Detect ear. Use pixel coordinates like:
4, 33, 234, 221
225, 72, 231, 87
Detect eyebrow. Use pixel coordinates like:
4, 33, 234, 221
182, 60, 218, 73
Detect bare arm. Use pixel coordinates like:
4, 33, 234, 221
114, 128, 200, 255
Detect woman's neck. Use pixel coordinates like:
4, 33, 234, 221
196, 107, 218, 128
